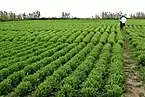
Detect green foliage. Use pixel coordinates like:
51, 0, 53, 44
0, 20, 132, 97
12, 81, 33, 96
105, 43, 124, 96
99, 32, 109, 44
105, 84, 123, 97
127, 29, 145, 66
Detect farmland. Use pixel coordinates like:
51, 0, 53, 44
0, 20, 145, 97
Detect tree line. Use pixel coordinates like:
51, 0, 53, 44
1, 11, 145, 21
130, 12, 145, 19
0, 11, 40, 21
95, 11, 125, 19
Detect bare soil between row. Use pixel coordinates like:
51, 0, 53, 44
124, 35, 145, 97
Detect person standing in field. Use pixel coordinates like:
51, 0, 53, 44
120, 15, 127, 30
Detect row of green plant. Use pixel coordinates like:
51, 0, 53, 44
81, 43, 111, 97
0, 43, 68, 83
105, 43, 124, 97
0, 43, 60, 70
127, 29, 145, 65
32, 43, 94, 97
57, 43, 103, 97
0, 43, 80, 95
9, 43, 86, 97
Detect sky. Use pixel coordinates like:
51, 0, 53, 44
0, 0, 144, 18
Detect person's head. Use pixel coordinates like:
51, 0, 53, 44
121, 14, 126, 18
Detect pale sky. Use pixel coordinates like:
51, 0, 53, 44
0, 0, 144, 18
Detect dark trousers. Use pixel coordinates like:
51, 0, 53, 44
120, 22, 125, 30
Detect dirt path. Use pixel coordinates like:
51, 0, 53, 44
124, 35, 145, 97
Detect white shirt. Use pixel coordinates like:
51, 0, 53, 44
120, 17, 127, 23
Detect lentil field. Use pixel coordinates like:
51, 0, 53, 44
0, 20, 145, 97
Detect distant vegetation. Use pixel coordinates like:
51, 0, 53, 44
1, 10, 145, 21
